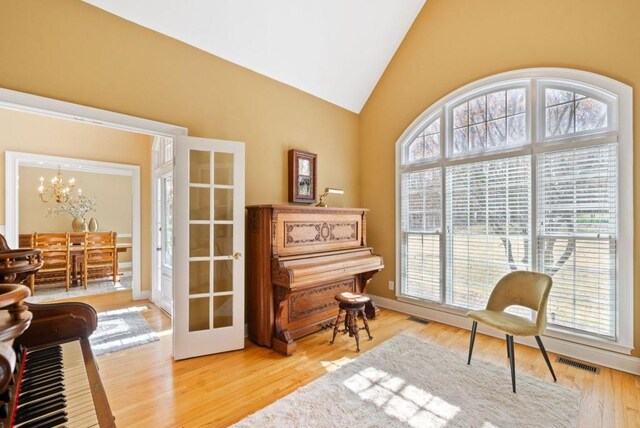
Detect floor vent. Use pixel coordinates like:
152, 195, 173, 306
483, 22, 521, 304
407, 316, 430, 325
556, 356, 600, 374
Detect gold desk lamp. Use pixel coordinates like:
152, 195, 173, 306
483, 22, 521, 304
316, 187, 344, 207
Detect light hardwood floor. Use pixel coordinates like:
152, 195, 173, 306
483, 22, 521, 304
56, 291, 640, 427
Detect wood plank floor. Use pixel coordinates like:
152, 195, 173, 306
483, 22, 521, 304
59, 291, 640, 427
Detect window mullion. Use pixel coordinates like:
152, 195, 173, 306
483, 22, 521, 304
440, 104, 447, 305
531, 78, 539, 275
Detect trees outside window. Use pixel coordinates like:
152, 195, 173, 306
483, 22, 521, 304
397, 69, 632, 347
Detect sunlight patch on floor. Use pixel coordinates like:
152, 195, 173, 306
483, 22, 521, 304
92, 333, 158, 354
321, 357, 352, 372
344, 367, 460, 428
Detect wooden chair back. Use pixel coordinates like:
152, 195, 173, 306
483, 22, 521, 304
32, 232, 71, 292
19, 233, 34, 248
83, 232, 118, 287
33, 233, 71, 268
84, 232, 116, 255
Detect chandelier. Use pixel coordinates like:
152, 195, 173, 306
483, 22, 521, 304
38, 167, 80, 203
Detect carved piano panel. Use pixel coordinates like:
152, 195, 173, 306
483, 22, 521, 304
274, 212, 363, 256
246, 205, 383, 356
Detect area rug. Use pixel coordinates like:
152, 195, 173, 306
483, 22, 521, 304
234, 334, 580, 428
90, 306, 159, 356
26, 277, 132, 303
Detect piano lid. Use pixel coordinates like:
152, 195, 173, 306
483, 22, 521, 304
272, 248, 384, 288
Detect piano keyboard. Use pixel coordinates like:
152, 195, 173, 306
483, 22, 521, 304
13, 341, 99, 428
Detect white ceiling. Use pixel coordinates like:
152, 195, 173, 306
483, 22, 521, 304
82, 0, 425, 113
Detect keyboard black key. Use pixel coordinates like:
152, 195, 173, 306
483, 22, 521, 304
18, 385, 65, 405
17, 393, 65, 413
18, 410, 67, 428
21, 372, 63, 389
26, 346, 61, 357
15, 401, 66, 425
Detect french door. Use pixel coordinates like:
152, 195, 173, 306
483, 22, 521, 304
159, 172, 173, 315
173, 136, 245, 360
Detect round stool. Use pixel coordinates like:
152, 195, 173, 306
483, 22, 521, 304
329, 292, 373, 352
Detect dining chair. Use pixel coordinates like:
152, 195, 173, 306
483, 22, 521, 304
32, 232, 71, 293
82, 232, 117, 289
466, 271, 556, 393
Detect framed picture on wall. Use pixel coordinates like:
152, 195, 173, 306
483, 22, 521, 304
288, 149, 317, 203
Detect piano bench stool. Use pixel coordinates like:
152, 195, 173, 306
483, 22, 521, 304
329, 292, 373, 352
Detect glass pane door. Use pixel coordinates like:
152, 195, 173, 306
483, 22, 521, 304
174, 136, 245, 360
187, 151, 235, 332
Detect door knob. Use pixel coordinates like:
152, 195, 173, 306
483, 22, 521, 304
156, 247, 162, 252
233, 252, 242, 260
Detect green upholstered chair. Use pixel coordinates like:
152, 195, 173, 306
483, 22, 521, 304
466, 271, 556, 393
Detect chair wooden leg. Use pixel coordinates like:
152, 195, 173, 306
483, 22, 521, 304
467, 321, 478, 365
65, 268, 70, 292
349, 310, 361, 352
507, 335, 516, 393
29, 274, 35, 296
329, 309, 344, 345
506, 334, 510, 359
359, 309, 373, 340
535, 336, 557, 382
113, 251, 118, 284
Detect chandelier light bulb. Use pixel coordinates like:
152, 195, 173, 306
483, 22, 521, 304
39, 166, 80, 204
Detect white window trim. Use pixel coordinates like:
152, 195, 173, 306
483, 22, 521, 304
395, 68, 633, 354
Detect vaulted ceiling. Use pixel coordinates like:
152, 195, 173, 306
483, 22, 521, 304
82, 0, 425, 113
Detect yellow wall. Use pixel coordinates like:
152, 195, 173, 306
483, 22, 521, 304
19, 166, 133, 236
0, 0, 360, 210
0, 0, 360, 294
359, 0, 640, 353
1, 108, 150, 281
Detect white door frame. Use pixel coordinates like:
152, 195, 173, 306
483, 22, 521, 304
151, 144, 174, 313
0, 87, 188, 302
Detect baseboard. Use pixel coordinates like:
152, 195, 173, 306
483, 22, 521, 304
371, 295, 640, 376
133, 290, 151, 301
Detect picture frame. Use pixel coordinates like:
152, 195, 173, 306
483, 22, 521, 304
288, 149, 317, 203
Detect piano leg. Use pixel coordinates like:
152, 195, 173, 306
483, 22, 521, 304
364, 300, 380, 319
360, 271, 381, 319
273, 288, 297, 356
272, 334, 296, 356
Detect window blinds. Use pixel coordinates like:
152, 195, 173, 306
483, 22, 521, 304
401, 169, 442, 301
445, 156, 531, 310
537, 144, 617, 338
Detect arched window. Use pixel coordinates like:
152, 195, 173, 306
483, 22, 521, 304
397, 69, 632, 350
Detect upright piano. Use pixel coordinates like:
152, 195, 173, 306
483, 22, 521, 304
246, 205, 384, 355
0, 234, 115, 427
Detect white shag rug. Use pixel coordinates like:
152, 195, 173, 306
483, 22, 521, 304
26, 277, 132, 303
234, 334, 579, 428
90, 306, 159, 356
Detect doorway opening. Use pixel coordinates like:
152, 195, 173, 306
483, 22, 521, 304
1, 87, 246, 360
